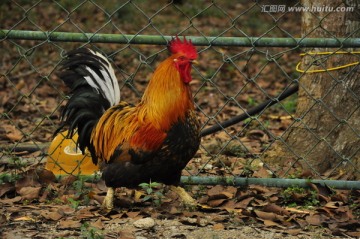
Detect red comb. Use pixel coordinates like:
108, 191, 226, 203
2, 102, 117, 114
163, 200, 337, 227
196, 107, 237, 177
168, 36, 197, 59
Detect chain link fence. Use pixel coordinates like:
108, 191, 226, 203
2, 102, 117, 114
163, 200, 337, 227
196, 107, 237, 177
1, 0, 359, 188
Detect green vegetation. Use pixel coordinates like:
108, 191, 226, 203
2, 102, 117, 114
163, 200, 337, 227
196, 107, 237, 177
281, 186, 320, 208
80, 222, 104, 239
0, 172, 21, 184
66, 178, 93, 209
139, 181, 165, 207
57, 222, 104, 239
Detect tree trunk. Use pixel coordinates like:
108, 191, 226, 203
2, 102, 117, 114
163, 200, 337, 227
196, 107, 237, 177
263, 0, 360, 179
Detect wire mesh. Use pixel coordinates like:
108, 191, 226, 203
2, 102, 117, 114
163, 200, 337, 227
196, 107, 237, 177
1, 0, 359, 186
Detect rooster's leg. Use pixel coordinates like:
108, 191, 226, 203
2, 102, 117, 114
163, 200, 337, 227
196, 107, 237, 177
102, 187, 114, 211
170, 185, 197, 208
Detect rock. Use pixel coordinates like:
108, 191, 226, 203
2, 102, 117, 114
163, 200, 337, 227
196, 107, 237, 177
133, 217, 156, 229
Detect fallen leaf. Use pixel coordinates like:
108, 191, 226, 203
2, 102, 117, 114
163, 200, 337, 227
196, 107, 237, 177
213, 223, 225, 230
58, 205, 76, 215
309, 183, 333, 197
59, 175, 78, 187
207, 198, 227, 207
224, 208, 243, 214
126, 211, 141, 219
6, 129, 23, 141
37, 168, 56, 185
247, 129, 269, 142
0, 196, 22, 204
90, 219, 104, 230
0, 182, 15, 197
286, 229, 302, 235
41, 210, 63, 221
75, 207, 95, 219
285, 207, 310, 214
346, 231, 360, 237
263, 203, 291, 216
254, 210, 285, 221
13, 216, 35, 222
118, 230, 136, 239
18, 186, 41, 200
305, 214, 322, 226
57, 219, 82, 229
250, 185, 270, 194
253, 167, 273, 178
252, 198, 268, 207
235, 197, 254, 209
263, 219, 285, 228
324, 201, 343, 209
15, 169, 42, 191
207, 185, 225, 197
0, 214, 6, 224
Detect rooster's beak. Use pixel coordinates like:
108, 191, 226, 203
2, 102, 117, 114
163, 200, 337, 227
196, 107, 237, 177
191, 60, 199, 65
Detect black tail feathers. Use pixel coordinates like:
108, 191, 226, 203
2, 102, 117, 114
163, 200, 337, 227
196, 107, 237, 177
56, 48, 120, 161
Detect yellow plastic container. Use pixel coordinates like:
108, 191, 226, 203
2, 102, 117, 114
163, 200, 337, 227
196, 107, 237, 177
46, 130, 99, 175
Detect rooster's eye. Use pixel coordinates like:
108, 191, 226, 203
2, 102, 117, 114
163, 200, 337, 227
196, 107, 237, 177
178, 56, 186, 61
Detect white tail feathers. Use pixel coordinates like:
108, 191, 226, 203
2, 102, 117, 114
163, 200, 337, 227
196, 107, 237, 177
84, 49, 120, 106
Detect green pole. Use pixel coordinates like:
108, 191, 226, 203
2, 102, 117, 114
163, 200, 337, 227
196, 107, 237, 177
180, 176, 360, 189
1, 172, 358, 189
1, 30, 360, 48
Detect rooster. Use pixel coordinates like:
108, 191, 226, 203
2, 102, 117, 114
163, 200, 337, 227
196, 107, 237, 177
56, 37, 200, 210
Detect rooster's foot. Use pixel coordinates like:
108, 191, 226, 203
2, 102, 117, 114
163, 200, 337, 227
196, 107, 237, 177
170, 185, 197, 209
101, 187, 114, 212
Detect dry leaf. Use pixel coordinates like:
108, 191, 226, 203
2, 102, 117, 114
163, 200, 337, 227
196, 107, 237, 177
207, 185, 225, 197
253, 166, 273, 178
305, 214, 322, 226
6, 132, 23, 141
15, 170, 42, 191
285, 207, 310, 214
324, 201, 343, 209
58, 205, 76, 215
75, 207, 95, 220
126, 211, 141, 219
37, 169, 56, 185
263, 219, 285, 228
254, 210, 285, 221
235, 197, 254, 209
18, 186, 41, 200
13, 216, 35, 222
207, 198, 227, 207
250, 185, 270, 194
213, 223, 225, 230
0, 182, 15, 197
41, 210, 63, 221
247, 129, 269, 142
90, 219, 104, 230
346, 231, 360, 237
286, 229, 302, 235
263, 203, 291, 216
0, 196, 22, 204
57, 219, 82, 229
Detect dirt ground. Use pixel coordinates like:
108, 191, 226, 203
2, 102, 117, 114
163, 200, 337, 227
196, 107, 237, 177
1, 221, 350, 239
1, 167, 359, 239
1, 202, 355, 239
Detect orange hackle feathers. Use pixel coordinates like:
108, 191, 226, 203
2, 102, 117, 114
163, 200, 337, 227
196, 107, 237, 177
91, 37, 197, 162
